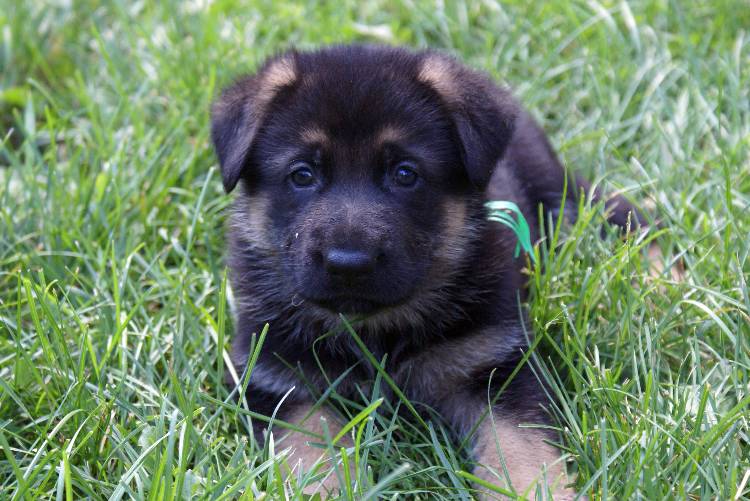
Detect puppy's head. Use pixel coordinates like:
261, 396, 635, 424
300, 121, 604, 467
212, 46, 517, 317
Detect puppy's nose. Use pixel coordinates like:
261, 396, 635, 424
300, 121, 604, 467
324, 248, 377, 277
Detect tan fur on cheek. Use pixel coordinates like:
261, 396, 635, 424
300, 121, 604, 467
474, 417, 576, 500
279, 405, 353, 496
230, 192, 273, 247
434, 198, 471, 265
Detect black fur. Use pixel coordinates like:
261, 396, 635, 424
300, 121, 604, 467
211, 45, 641, 453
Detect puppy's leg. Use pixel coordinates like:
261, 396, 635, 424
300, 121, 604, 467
472, 413, 575, 500
404, 326, 579, 499
278, 404, 352, 496
435, 387, 577, 500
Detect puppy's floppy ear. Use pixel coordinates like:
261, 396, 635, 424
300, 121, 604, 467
417, 53, 518, 188
211, 53, 298, 193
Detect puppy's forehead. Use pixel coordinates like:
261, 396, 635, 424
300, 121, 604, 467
256, 47, 463, 171
284, 53, 441, 141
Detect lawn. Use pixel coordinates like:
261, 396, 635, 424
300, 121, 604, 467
1, 0, 748, 499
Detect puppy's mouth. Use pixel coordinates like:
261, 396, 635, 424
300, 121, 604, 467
306, 294, 390, 315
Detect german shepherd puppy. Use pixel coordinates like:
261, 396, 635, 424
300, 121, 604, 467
211, 44, 639, 499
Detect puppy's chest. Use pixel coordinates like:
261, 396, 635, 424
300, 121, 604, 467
296, 351, 439, 405
284, 328, 516, 405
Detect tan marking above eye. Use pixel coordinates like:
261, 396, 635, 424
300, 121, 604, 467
376, 125, 408, 146
300, 126, 329, 146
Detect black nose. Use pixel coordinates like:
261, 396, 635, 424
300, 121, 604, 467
324, 248, 377, 277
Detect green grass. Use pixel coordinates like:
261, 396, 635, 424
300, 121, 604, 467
1, 0, 748, 499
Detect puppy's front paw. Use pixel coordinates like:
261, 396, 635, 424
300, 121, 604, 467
278, 406, 354, 498
472, 418, 579, 500
283, 446, 354, 498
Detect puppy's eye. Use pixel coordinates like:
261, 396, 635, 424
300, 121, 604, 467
289, 163, 316, 188
393, 162, 419, 187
